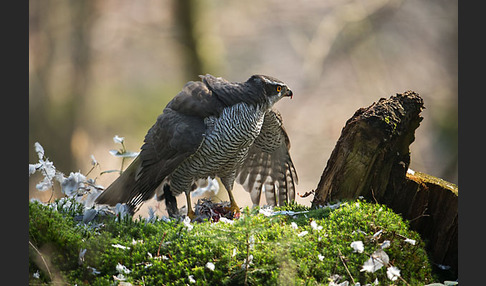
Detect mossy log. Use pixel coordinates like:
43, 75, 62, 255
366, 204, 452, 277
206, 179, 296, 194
311, 91, 458, 276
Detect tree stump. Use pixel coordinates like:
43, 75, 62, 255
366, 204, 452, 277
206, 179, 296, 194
311, 91, 458, 277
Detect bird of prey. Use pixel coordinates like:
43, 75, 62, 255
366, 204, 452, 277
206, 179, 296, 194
95, 74, 298, 218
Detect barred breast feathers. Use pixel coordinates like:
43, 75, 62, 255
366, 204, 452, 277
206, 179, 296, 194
168, 102, 267, 196
236, 109, 298, 206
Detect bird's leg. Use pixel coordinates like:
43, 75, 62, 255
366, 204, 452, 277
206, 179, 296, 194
226, 188, 240, 215
163, 184, 178, 218
220, 177, 240, 216
185, 191, 196, 220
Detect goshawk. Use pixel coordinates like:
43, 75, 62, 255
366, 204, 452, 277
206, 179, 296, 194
95, 74, 298, 218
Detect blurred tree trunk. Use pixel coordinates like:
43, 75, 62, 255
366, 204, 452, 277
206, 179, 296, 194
29, 1, 55, 166
29, 0, 94, 200
29, 1, 94, 178
64, 0, 94, 165
172, 0, 223, 81
173, 0, 204, 81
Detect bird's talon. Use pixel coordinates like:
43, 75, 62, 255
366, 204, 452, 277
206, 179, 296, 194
187, 209, 196, 221
230, 203, 240, 216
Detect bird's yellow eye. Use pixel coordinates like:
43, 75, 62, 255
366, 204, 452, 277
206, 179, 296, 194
276, 86, 282, 92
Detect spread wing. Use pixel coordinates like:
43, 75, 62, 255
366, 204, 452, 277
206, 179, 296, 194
236, 109, 298, 206
96, 80, 226, 207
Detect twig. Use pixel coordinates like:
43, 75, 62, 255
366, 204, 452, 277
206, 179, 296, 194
29, 240, 52, 280
409, 207, 429, 222
397, 274, 411, 286
120, 157, 126, 175
157, 232, 167, 257
47, 187, 55, 204
244, 231, 250, 286
85, 162, 99, 177
337, 248, 355, 285
370, 187, 378, 204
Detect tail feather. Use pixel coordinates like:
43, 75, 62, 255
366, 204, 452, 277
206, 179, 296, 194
95, 157, 141, 206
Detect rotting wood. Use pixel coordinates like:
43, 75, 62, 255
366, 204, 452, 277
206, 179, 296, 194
311, 91, 457, 277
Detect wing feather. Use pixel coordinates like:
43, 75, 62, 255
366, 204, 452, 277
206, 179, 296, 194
236, 109, 298, 206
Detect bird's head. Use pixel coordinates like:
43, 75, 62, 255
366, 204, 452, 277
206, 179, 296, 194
247, 75, 293, 107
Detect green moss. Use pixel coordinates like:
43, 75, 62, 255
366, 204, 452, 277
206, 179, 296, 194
407, 171, 458, 195
29, 199, 438, 285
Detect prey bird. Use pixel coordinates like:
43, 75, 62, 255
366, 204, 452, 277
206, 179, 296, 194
95, 74, 298, 218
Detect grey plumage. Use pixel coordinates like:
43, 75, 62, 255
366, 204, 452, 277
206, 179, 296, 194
236, 110, 298, 206
95, 74, 297, 215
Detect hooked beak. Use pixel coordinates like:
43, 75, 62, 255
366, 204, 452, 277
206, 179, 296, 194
284, 89, 293, 99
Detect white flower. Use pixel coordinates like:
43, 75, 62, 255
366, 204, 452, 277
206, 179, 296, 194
380, 240, 391, 249
87, 266, 101, 275
249, 235, 255, 250
132, 239, 143, 245
113, 135, 125, 144
78, 248, 87, 264
219, 217, 234, 224
160, 215, 171, 222
290, 222, 298, 229
61, 172, 87, 197
241, 254, 253, 269
183, 216, 194, 231
112, 244, 130, 250
360, 249, 389, 273
310, 220, 323, 231
82, 188, 102, 209
232, 248, 237, 257
318, 254, 325, 261
113, 274, 126, 281
404, 238, 416, 245
297, 231, 308, 237
34, 142, 45, 159
32, 157, 60, 192
350, 241, 364, 253
90, 155, 98, 166
361, 259, 381, 273
372, 229, 383, 239
115, 203, 130, 220
329, 280, 349, 286
323, 202, 341, 210
259, 207, 274, 217
36, 178, 53, 192
33, 270, 40, 279
386, 266, 401, 281
146, 206, 157, 223
273, 210, 309, 216
116, 263, 131, 274
29, 164, 39, 176
188, 275, 196, 283
352, 229, 367, 235
30, 198, 43, 204
206, 262, 215, 271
